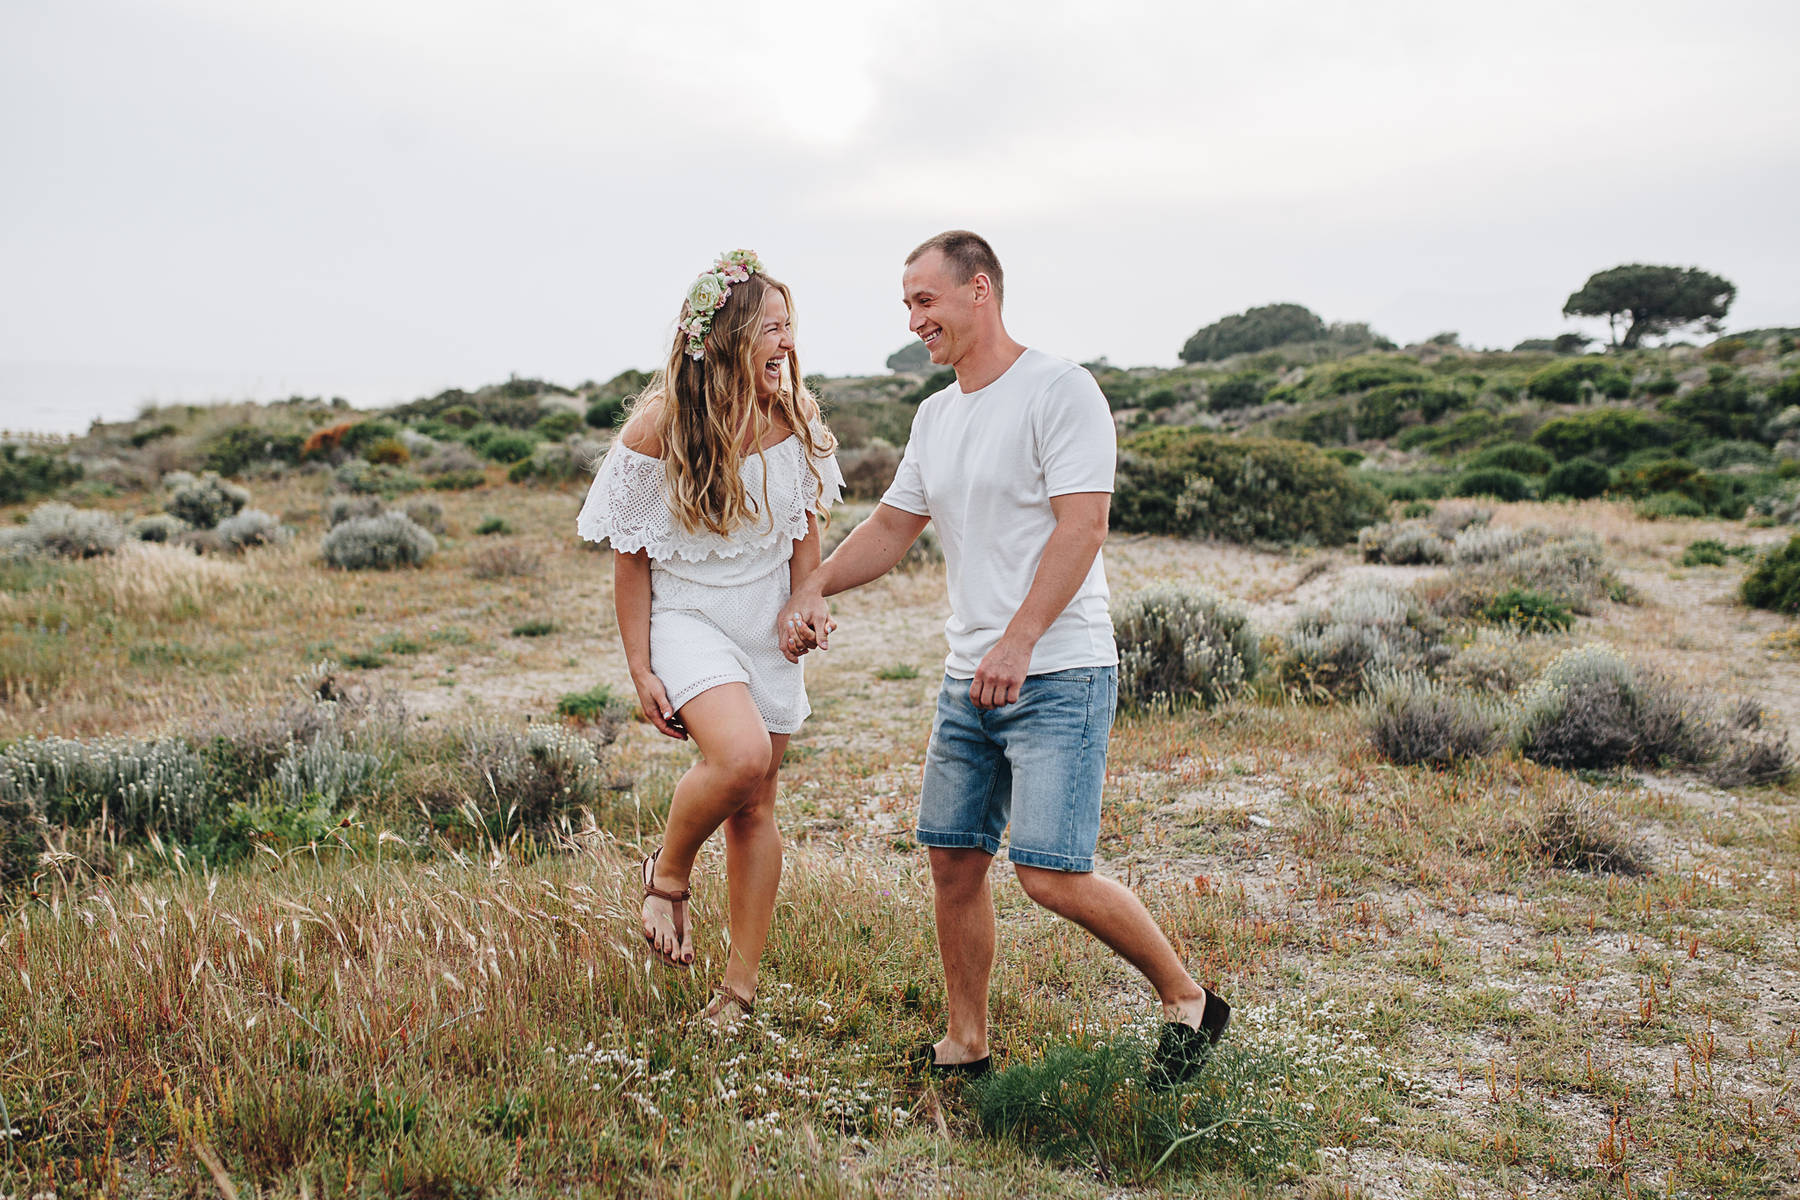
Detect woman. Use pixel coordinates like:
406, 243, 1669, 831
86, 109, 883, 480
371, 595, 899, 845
577, 250, 842, 1028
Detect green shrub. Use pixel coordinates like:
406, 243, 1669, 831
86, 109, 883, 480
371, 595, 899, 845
1661, 374, 1758, 440
1542, 457, 1611, 500
1454, 468, 1532, 502
1468, 443, 1553, 475
1678, 539, 1753, 567
1531, 410, 1672, 462
440, 404, 481, 429
1113, 429, 1383, 545
585, 396, 627, 429
1114, 585, 1260, 711
1691, 440, 1773, 470
428, 469, 487, 491
339, 420, 402, 454
1396, 409, 1500, 454
341, 650, 387, 669
533, 410, 583, 439
1326, 360, 1428, 395
1400, 500, 1434, 519
1525, 360, 1632, 405
0, 446, 82, 505
1268, 402, 1354, 445
332, 461, 423, 496
1365, 675, 1502, 766
200, 426, 304, 476
214, 509, 291, 552
476, 516, 512, 536
166, 471, 249, 528
1635, 492, 1705, 520
1478, 588, 1574, 633
477, 431, 536, 464
555, 684, 627, 724
1179, 302, 1326, 362
1206, 372, 1269, 410
1741, 535, 1800, 613
511, 620, 557, 638
508, 437, 603, 486
320, 512, 437, 570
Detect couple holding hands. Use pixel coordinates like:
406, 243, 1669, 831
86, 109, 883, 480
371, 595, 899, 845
576, 231, 1228, 1088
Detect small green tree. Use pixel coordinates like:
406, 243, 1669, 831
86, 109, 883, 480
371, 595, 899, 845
885, 341, 931, 372
1179, 303, 1327, 363
1563, 264, 1735, 350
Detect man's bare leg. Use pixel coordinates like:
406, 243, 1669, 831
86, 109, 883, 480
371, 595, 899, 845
1012, 865, 1210, 1027
927, 846, 996, 1064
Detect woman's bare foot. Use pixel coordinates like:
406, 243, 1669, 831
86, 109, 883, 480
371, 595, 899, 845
640, 850, 694, 967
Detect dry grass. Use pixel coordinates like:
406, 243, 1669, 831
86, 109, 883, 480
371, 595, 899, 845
2, 478, 1798, 1198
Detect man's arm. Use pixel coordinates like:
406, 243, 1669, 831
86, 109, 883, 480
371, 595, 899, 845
779, 503, 931, 661
967, 491, 1109, 710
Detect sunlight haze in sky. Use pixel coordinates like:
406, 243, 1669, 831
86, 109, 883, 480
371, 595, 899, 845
2, 0, 1797, 430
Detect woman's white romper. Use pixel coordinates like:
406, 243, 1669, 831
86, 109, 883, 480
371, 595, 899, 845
577, 433, 844, 734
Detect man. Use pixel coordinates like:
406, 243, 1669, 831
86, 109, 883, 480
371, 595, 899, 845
778, 231, 1228, 1087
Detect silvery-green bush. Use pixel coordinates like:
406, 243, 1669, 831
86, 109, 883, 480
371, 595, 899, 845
273, 727, 382, 809
1514, 644, 1707, 770
0, 502, 126, 560
1115, 584, 1261, 711
1359, 521, 1450, 565
214, 508, 290, 552
321, 511, 437, 570
129, 512, 189, 543
1275, 581, 1437, 699
165, 471, 249, 529
0, 734, 209, 840
1365, 673, 1502, 766
465, 722, 609, 830
1451, 524, 1535, 564
325, 495, 384, 528
414, 442, 485, 477
401, 496, 446, 534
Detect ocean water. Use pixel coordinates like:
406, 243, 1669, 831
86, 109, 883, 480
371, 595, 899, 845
0, 362, 463, 436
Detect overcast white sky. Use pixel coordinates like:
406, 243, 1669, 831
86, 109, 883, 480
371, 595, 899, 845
3, 0, 1798, 431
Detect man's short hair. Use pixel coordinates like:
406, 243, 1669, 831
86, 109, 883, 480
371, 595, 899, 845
906, 230, 1003, 306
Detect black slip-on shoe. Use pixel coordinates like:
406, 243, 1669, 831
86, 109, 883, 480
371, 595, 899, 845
1146, 987, 1231, 1092
911, 1043, 992, 1078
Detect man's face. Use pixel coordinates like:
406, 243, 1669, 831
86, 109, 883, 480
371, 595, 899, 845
902, 249, 979, 367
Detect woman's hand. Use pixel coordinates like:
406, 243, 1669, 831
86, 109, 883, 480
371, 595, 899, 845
778, 591, 835, 662
631, 670, 687, 740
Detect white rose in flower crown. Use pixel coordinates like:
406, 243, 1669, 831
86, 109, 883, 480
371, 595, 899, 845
686, 272, 728, 315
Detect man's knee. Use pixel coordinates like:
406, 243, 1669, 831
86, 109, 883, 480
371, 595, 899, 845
928, 847, 992, 899
1014, 864, 1086, 911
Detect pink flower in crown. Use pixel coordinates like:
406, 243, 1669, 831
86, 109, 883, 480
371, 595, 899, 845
718, 262, 750, 284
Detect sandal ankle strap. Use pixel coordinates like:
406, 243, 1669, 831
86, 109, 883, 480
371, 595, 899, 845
714, 983, 754, 1013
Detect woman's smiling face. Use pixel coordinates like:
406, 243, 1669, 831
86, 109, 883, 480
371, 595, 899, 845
751, 288, 795, 400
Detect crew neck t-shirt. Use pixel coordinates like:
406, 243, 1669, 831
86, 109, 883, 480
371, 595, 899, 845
880, 347, 1119, 679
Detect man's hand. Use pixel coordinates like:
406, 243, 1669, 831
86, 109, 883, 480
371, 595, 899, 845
969, 636, 1032, 709
778, 587, 834, 662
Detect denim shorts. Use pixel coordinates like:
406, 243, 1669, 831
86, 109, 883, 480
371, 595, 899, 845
915, 666, 1117, 872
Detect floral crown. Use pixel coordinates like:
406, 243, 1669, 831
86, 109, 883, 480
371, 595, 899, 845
681, 249, 765, 361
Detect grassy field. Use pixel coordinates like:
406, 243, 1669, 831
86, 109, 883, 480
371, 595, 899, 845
2, 467, 1799, 1198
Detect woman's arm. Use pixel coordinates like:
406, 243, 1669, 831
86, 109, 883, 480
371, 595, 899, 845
614, 548, 687, 740
781, 511, 831, 656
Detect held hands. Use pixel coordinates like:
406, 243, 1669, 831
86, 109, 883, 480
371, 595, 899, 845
778, 590, 836, 663
630, 669, 687, 740
969, 636, 1032, 710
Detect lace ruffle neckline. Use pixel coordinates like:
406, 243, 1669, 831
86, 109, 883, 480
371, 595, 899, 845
576, 431, 843, 563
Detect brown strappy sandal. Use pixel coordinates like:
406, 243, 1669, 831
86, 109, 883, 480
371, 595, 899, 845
640, 848, 693, 968
695, 983, 755, 1032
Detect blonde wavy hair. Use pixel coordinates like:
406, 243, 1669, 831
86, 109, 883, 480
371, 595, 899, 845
627, 271, 836, 537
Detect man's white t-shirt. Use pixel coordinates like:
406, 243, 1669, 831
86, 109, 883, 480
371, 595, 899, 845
881, 348, 1119, 679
